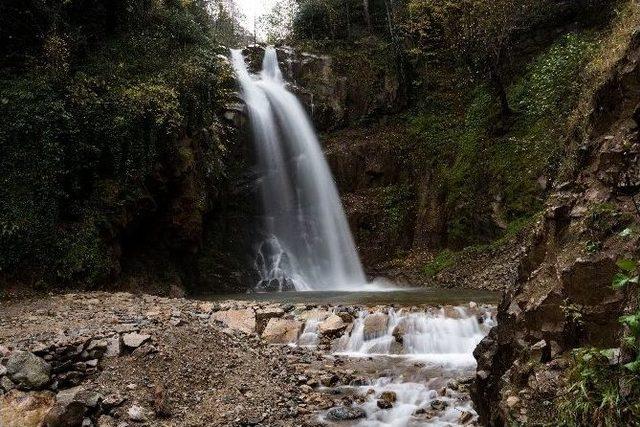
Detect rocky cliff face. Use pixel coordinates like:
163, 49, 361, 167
471, 33, 640, 425
243, 45, 405, 132
103, 109, 259, 295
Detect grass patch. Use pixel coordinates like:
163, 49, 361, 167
423, 249, 455, 278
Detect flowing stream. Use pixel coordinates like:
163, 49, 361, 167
231, 47, 366, 292
295, 305, 496, 426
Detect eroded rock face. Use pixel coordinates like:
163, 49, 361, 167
471, 33, 640, 426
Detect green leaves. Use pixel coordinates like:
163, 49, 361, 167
620, 313, 640, 335
612, 259, 639, 289
616, 258, 637, 272
623, 359, 640, 373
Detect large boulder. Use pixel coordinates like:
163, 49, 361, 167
261, 318, 303, 344
318, 314, 347, 336
363, 313, 389, 340
6, 351, 51, 389
212, 309, 256, 334
255, 307, 285, 334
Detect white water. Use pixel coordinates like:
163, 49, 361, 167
231, 47, 366, 291
311, 307, 495, 426
335, 308, 493, 367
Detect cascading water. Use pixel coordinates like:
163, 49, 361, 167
290, 306, 496, 426
231, 47, 366, 291
335, 308, 493, 366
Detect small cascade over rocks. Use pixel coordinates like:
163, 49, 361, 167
230, 47, 366, 292
333, 308, 494, 366
203, 293, 498, 426
286, 304, 494, 426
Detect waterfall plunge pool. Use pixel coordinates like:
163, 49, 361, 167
197, 287, 500, 307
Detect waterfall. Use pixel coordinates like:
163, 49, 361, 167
231, 47, 366, 292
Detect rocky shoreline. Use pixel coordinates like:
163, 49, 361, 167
1, 292, 494, 426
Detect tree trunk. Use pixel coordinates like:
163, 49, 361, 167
384, 0, 408, 103
363, 0, 372, 30
345, 1, 352, 39
490, 64, 512, 120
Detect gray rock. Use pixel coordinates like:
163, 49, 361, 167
0, 364, 7, 376
325, 406, 366, 421
127, 404, 147, 421
6, 350, 51, 389
102, 393, 125, 410
105, 336, 121, 357
430, 399, 448, 411
121, 333, 150, 349
43, 399, 86, 427
0, 376, 15, 391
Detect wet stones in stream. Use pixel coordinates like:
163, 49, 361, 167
1, 293, 496, 426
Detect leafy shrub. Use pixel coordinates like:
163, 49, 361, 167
559, 347, 640, 426
0, 0, 233, 284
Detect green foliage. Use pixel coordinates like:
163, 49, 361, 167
423, 249, 455, 278
408, 30, 597, 248
611, 257, 640, 373
559, 347, 640, 426
0, 0, 233, 284
512, 33, 597, 118
382, 184, 413, 231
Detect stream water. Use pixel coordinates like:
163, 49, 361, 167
317, 305, 494, 426
205, 289, 497, 426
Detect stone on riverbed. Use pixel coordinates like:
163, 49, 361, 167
255, 307, 285, 334
298, 309, 331, 322
318, 314, 347, 336
212, 309, 256, 334
325, 406, 366, 421
261, 318, 303, 344
6, 351, 51, 389
363, 313, 388, 340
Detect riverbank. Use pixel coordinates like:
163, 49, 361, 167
0, 292, 494, 426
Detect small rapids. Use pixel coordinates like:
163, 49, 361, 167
335, 308, 494, 367
294, 305, 495, 426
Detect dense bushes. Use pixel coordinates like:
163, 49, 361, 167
0, 0, 235, 285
